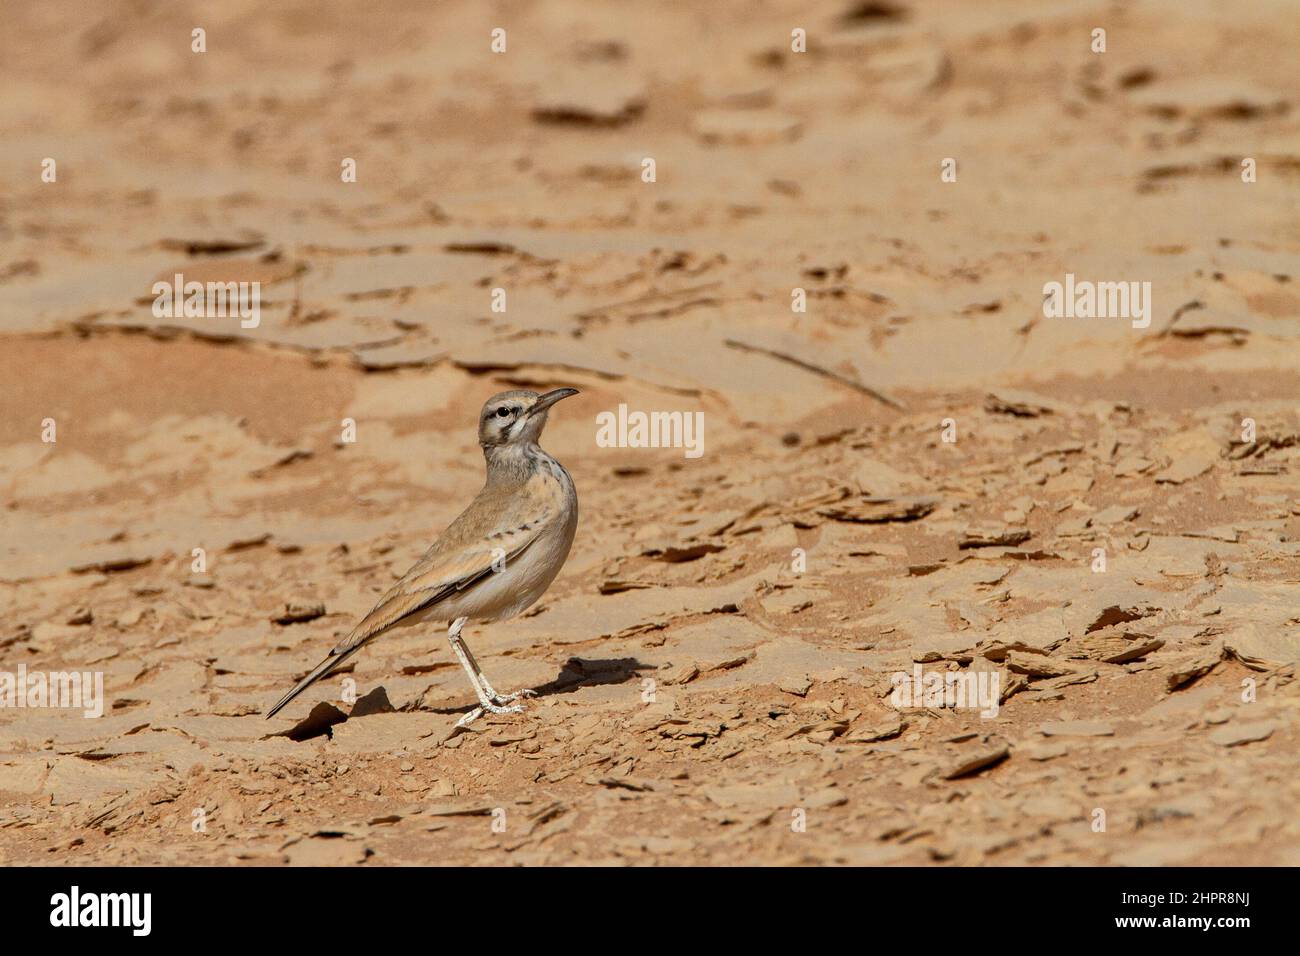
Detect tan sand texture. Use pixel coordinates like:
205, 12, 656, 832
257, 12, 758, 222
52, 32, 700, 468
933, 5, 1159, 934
0, 0, 1297, 865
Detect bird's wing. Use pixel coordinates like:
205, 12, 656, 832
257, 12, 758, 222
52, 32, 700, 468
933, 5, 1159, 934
331, 474, 564, 654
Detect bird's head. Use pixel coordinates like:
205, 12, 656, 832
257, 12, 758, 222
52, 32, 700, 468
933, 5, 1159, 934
477, 387, 579, 448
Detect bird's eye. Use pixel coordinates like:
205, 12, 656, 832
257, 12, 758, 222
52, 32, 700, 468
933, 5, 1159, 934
496, 407, 510, 418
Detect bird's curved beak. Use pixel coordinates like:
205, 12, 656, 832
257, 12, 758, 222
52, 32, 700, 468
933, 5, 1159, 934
529, 387, 579, 417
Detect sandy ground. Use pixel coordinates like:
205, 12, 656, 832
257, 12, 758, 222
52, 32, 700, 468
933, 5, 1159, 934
1, 0, 1298, 866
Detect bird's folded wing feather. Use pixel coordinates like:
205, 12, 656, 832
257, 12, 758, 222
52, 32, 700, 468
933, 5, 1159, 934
330, 479, 559, 653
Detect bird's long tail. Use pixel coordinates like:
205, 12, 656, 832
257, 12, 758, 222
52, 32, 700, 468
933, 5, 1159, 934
265, 642, 367, 719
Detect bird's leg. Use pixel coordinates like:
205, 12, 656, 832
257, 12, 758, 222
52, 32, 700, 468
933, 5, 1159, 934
446, 617, 523, 726
458, 633, 536, 706
446, 617, 494, 727
446, 617, 487, 700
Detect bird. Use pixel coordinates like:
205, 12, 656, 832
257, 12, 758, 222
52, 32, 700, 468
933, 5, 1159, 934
266, 387, 580, 727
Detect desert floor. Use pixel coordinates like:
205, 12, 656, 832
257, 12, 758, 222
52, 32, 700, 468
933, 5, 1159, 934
1, 0, 1298, 865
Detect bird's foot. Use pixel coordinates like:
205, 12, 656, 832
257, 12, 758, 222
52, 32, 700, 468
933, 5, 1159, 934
490, 687, 536, 706
476, 672, 536, 707
454, 697, 525, 728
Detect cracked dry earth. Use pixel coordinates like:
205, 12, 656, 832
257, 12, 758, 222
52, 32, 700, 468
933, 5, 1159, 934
2, 0, 1299, 866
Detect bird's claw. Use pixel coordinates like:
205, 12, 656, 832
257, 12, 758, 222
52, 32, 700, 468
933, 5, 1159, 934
491, 688, 536, 705
455, 696, 526, 728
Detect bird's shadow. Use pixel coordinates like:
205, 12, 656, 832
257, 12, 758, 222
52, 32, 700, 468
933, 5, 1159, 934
422, 655, 652, 719
532, 655, 652, 697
